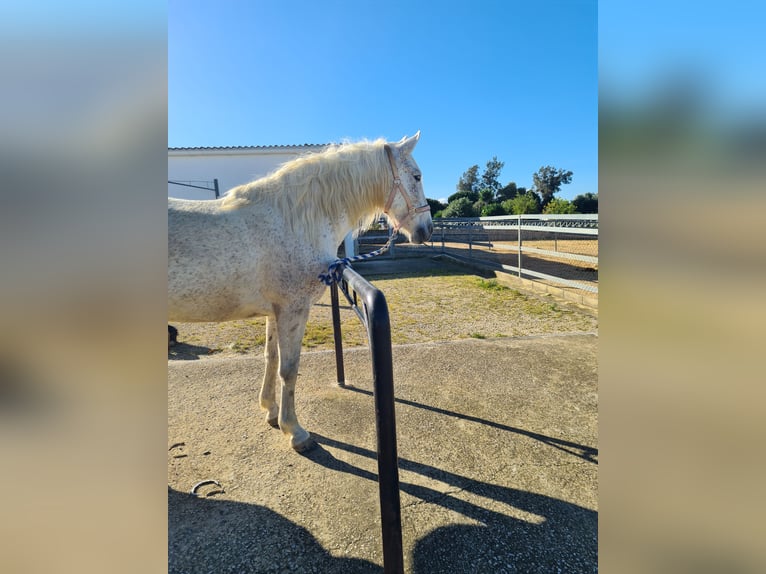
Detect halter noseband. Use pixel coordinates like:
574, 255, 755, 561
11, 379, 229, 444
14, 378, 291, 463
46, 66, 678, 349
383, 144, 430, 232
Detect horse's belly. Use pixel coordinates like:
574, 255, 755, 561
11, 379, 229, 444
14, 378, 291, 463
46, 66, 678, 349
167, 292, 268, 322
168, 260, 273, 322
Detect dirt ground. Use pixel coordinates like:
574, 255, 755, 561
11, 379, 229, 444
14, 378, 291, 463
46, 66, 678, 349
433, 242, 597, 289
168, 262, 597, 361
359, 237, 598, 295
168, 257, 599, 572
169, 335, 599, 573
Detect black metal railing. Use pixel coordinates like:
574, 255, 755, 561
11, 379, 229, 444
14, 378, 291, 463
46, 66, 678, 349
330, 267, 403, 574
168, 178, 220, 199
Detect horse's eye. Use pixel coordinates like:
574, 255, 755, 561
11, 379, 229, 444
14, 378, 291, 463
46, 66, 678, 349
414, 174, 422, 182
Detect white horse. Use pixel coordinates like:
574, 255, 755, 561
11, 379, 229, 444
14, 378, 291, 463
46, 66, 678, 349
168, 133, 432, 452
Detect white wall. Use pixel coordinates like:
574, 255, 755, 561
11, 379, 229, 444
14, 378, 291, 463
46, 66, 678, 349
168, 145, 326, 200
167, 144, 357, 256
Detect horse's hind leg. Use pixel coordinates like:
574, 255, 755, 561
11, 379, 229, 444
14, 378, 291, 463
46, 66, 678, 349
259, 316, 279, 427
275, 305, 315, 452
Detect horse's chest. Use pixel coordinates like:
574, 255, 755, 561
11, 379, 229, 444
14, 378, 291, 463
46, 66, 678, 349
270, 262, 327, 301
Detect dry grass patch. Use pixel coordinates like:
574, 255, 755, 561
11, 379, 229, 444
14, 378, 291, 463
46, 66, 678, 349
169, 267, 596, 359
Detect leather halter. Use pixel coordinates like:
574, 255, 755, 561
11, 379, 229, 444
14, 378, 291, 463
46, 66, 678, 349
383, 144, 430, 231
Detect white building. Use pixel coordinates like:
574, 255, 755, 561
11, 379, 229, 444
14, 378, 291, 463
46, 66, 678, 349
168, 143, 357, 255
168, 144, 328, 200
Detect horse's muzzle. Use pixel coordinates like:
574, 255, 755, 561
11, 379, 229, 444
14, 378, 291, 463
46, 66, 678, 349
412, 220, 433, 244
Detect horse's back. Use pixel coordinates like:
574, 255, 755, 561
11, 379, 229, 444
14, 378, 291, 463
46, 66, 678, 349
168, 197, 263, 321
169, 197, 238, 265
167, 196, 325, 322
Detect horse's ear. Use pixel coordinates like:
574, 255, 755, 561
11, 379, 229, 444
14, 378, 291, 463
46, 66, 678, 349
397, 131, 420, 154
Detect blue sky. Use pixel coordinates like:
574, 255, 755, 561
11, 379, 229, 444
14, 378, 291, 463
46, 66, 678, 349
169, 0, 597, 202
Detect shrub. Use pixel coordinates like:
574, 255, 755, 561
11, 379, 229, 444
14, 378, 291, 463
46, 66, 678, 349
572, 192, 598, 213
441, 197, 477, 218
481, 202, 507, 216
447, 190, 479, 204
505, 192, 541, 214
426, 198, 447, 213
542, 198, 576, 214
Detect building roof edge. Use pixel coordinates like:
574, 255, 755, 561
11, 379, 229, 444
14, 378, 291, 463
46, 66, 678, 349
168, 143, 328, 151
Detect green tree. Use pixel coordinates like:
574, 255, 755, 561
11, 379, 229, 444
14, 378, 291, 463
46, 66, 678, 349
481, 202, 507, 216
480, 156, 505, 199
441, 197, 477, 218
447, 189, 479, 204
456, 165, 480, 195
572, 192, 598, 213
505, 191, 541, 214
496, 181, 518, 202
426, 198, 447, 213
532, 166, 573, 207
542, 198, 576, 214
478, 188, 494, 203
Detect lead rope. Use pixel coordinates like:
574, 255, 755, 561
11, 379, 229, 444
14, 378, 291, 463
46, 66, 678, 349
318, 225, 400, 286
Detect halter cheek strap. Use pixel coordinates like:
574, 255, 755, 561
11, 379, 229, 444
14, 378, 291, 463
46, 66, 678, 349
383, 144, 430, 232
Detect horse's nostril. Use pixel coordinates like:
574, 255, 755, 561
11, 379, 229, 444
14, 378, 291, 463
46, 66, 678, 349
415, 222, 433, 244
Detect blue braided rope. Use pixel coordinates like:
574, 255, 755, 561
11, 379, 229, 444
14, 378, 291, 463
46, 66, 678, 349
318, 232, 397, 285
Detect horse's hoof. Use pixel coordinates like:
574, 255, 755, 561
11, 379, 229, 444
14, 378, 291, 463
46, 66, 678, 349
292, 434, 316, 453
266, 415, 279, 428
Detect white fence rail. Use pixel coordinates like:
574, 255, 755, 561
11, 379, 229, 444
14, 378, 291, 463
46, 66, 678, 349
432, 214, 599, 294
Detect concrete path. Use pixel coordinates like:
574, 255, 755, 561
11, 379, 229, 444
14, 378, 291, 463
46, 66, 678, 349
168, 334, 598, 573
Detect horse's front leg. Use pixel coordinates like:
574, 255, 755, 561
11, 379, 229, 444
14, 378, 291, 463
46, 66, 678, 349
275, 305, 315, 452
259, 316, 279, 427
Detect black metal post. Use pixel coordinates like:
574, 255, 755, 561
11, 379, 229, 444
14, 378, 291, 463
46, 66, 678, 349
332, 268, 404, 574
330, 282, 345, 386
364, 288, 403, 574
213, 178, 220, 199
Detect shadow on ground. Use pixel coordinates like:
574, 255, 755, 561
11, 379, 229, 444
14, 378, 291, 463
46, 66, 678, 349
343, 386, 598, 464
352, 254, 490, 281
304, 434, 597, 573
170, 433, 596, 574
169, 334, 598, 573
169, 487, 382, 574
168, 342, 216, 361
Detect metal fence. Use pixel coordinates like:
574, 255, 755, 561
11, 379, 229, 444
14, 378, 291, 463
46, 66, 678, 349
432, 214, 598, 294
354, 215, 598, 295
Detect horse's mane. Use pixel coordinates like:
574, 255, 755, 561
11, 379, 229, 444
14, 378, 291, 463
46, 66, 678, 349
221, 139, 390, 240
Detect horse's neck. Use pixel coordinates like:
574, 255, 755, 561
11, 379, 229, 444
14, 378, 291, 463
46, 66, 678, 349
324, 196, 381, 252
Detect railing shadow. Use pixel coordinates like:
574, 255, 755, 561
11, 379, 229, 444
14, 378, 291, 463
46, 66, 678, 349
304, 434, 597, 573
342, 385, 597, 464
168, 487, 382, 574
